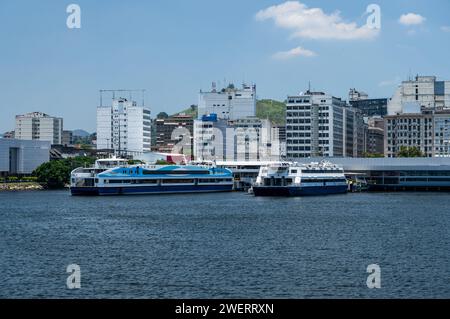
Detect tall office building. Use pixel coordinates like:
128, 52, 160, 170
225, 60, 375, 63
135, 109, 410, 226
97, 97, 151, 155
349, 88, 388, 117
286, 91, 365, 159
198, 83, 256, 121
15, 112, 63, 145
155, 114, 194, 154
388, 75, 450, 114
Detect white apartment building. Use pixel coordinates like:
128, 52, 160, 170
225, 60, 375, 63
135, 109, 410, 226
194, 116, 230, 161
15, 112, 63, 145
193, 115, 281, 161
97, 98, 151, 155
388, 75, 450, 114
233, 117, 282, 161
198, 83, 256, 121
286, 92, 365, 159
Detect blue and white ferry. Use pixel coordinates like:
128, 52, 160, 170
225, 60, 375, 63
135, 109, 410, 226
70, 159, 233, 196
252, 161, 348, 196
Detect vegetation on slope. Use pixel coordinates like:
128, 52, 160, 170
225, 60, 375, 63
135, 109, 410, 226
256, 99, 286, 126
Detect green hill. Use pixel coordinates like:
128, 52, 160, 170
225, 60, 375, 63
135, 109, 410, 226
173, 105, 198, 117
256, 99, 286, 126
171, 99, 286, 126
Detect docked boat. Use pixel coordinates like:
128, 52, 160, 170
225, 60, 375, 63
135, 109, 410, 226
70, 160, 233, 196
252, 161, 348, 197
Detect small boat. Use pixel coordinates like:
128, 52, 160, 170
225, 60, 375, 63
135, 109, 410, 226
252, 161, 348, 197
70, 159, 233, 196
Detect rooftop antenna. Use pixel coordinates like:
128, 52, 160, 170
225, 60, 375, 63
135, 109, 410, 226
308, 81, 311, 93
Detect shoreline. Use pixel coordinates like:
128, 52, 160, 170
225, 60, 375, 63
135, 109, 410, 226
0, 182, 44, 192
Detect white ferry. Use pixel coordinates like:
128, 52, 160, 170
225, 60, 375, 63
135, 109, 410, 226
70, 159, 233, 196
252, 161, 348, 196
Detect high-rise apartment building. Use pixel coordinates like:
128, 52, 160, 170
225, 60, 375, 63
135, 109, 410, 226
193, 115, 281, 161
198, 83, 256, 121
15, 112, 63, 145
97, 97, 151, 155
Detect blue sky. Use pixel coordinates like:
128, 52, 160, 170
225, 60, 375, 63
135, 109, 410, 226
1, 0, 449, 132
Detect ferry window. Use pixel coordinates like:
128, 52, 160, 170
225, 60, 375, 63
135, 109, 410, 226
162, 179, 194, 184
291, 170, 297, 174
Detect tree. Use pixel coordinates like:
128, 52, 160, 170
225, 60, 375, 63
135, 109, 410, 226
397, 146, 425, 158
33, 156, 96, 189
157, 112, 169, 119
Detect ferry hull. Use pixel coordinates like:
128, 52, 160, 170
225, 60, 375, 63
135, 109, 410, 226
71, 184, 233, 196
253, 185, 348, 197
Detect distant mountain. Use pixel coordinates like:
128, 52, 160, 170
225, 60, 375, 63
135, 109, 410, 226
256, 99, 286, 126
72, 129, 90, 137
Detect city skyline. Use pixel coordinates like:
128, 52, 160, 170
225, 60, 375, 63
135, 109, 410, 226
1, 0, 450, 132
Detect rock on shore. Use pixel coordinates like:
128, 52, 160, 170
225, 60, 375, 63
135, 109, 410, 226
0, 183, 44, 191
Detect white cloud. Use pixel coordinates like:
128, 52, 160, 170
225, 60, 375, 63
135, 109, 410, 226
441, 26, 450, 33
398, 13, 426, 26
273, 46, 317, 60
256, 1, 379, 40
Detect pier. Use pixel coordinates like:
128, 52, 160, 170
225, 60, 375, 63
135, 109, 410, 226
215, 158, 450, 192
